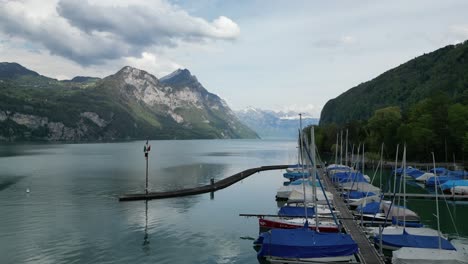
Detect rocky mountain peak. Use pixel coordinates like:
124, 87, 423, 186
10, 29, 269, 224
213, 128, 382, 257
159, 68, 198, 87
114, 66, 159, 87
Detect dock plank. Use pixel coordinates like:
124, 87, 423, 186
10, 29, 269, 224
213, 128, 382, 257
320, 168, 385, 264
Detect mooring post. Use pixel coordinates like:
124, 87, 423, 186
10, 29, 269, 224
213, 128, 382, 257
211, 178, 214, 186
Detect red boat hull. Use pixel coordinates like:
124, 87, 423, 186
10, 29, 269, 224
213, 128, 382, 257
259, 218, 340, 233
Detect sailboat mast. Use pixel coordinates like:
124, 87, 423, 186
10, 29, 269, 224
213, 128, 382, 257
403, 145, 407, 229
432, 152, 442, 250
340, 130, 343, 165
311, 126, 319, 231
335, 133, 339, 166
345, 129, 348, 167
393, 144, 399, 194
362, 143, 365, 177
380, 143, 384, 191
299, 114, 308, 221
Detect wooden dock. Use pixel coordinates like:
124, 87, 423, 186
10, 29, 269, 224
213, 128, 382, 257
321, 168, 386, 264
119, 165, 288, 201
382, 192, 468, 200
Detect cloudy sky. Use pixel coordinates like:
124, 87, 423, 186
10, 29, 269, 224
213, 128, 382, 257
1, 0, 468, 117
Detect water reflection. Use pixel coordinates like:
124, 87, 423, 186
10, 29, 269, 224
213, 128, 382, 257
143, 200, 150, 254
158, 163, 229, 191
0, 175, 26, 191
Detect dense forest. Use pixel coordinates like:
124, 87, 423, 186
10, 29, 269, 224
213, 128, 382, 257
314, 41, 468, 164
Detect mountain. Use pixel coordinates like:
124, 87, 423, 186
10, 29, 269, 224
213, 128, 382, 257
235, 107, 319, 139
0, 63, 258, 141
320, 41, 468, 125
0, 62, 39, 79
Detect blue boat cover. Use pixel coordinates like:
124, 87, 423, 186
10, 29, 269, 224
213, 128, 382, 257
407, 170, 424, 178
425, 176, 461, 187
391, 217, 423, 227
278, 206, 315, 217
332, 172, 368, 183
257, 228, 358, 259
447, 170, 468, 177
393, 167, 422, 176
374, 230, 455, 250
288, 178, 322, 187
343, 191, 376, 199
356, 201, 381, 214
283, 171, 310, 180
440, 180, 468, 191
430, 167, 448, 175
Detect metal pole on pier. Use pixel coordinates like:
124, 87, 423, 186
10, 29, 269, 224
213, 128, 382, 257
144, 140, 151, 195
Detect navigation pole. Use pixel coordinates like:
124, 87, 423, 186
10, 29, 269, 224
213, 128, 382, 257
144, 140, 151, 195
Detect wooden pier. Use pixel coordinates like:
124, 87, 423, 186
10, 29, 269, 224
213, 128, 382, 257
321, 168, 386, 264
119, 165, 288, 201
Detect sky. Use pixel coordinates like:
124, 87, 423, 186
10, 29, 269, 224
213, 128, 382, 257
1, 0, 468, 117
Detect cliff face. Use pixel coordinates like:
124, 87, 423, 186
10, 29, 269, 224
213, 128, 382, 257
0, 63, 258, 141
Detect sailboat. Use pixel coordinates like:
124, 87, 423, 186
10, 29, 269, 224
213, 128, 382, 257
255, 123, 358, 262
391, 152, 466, 263
374, 147, 456, 253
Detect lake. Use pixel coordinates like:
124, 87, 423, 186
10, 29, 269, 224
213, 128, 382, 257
0, 140, 466, 264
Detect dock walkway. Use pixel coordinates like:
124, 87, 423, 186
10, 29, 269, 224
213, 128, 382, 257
320, 168, 385, 264
119, 165, 288, 201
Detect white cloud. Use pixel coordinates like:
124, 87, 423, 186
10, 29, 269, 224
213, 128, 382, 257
124, 52, 183, 78
0, 0, 240, 66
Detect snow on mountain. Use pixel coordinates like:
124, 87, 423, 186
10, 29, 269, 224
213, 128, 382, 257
235, 107, 319, 139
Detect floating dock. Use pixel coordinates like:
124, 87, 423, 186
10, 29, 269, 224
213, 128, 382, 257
119, 165, 288, 201
320, 168, 386, 264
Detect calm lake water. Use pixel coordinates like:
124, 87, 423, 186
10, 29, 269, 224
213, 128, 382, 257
0, 140, 467, 264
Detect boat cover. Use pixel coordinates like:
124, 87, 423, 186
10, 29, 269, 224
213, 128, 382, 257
448, 170, 468, 177
349, 195, 381, 206
425, 176, 461, 187
278, 205, 315, 217
287, 189, 333, 203
283, 171, 310, 180
340, 182, 381, 192
440, 180, 468, 191
430, 167, 448, 175
374, 230, 456, 250
343, 190, 377, 199
391, 217, 424, 227
257, 228, 358, 259
393, 247, 468, 264
332, 171, 368, 183
382, 203, 420, 222
356, 201, 381, 214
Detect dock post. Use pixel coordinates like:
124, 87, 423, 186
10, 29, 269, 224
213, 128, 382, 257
145, 155, 149, 195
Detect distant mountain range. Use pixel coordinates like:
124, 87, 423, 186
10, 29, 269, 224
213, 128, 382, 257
235, 107, 319, 139
0, 62, 258, 141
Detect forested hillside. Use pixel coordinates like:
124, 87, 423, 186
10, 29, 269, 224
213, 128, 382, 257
316, 42, 468, 162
